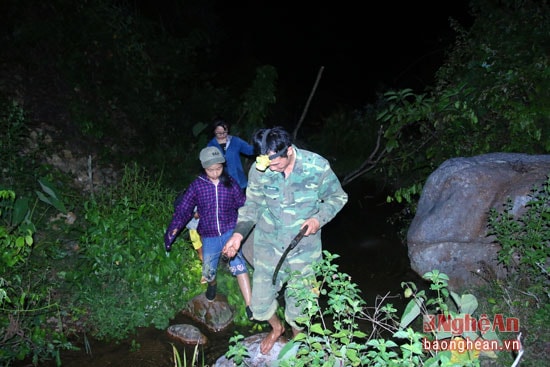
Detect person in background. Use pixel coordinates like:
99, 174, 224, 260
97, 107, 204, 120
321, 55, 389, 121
165, 147, 253, 319
222, 126, 348, 354
207, 118, 254, 192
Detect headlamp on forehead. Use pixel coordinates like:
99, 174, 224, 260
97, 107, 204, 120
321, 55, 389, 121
255, 155, 271, 171
255, 147, 289, 172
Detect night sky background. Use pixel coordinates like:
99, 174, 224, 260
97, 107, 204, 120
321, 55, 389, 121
131, 1, 473, 118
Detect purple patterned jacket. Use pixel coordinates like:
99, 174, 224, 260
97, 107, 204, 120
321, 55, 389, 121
164, 174, 246, 248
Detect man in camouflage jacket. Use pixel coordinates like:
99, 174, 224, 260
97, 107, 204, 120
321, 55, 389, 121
223, 126, 348, 354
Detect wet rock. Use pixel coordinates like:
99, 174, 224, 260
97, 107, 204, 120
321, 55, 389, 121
213, 333, 292, 367
167, 324, 208, 345
181, 293, 235, 333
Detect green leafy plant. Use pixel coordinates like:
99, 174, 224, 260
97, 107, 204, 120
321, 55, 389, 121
0, 186, 75, 366
488, 175, 550, 293
0, 190, 34, 270
36, 177, 68, 214
400, 270, 504, 366
1, 177, 68, 272
225, 333, 250, 366
170, 342, 205, 367
75, 164, 198, 340
222, 252, 521, 367
482, 174, 550, 366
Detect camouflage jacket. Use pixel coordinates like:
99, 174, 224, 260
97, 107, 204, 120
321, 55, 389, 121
234, 145, 348, 253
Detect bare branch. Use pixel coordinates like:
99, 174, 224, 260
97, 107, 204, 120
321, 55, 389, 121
293, 66, 324, 141
341, 125, 387, 187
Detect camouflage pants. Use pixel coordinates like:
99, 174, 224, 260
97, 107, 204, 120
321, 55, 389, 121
251, 235, 321, 330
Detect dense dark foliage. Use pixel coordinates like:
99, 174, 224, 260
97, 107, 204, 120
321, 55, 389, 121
0, 0, 548, 365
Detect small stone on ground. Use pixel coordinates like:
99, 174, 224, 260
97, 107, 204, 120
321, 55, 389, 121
167, 324, 208, 345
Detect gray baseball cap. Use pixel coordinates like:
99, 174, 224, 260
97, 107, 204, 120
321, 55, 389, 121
199, 147, 225, 168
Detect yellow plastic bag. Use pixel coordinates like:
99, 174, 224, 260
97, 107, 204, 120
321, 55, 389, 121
189, 229, 202, 250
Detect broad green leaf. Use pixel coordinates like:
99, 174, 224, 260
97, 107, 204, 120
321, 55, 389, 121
458, 294, 478, 314
38, 178, 59, 199
12, 197, 30, 226
35, 190, 52, 206
353, 330, 367, 338
36, 190, 67, 214
37, 178, 67, 213
278, 339, 300, 361
310, 323, 325, 335
393, 330, 409, 339
16, 236, 24, 247
400, 298, 422, 328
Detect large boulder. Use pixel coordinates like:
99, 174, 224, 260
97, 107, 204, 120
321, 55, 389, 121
407, 153, 550, 289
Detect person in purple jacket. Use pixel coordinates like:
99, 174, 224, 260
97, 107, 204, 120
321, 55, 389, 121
164, 147, 252, 318
207, 118, 254, 191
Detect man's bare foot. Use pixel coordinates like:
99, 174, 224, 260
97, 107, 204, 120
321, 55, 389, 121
260, 318, 285, 354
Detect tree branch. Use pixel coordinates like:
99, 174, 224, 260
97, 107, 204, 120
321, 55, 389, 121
341, 125, 387, 187
293, 66, 324, 141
